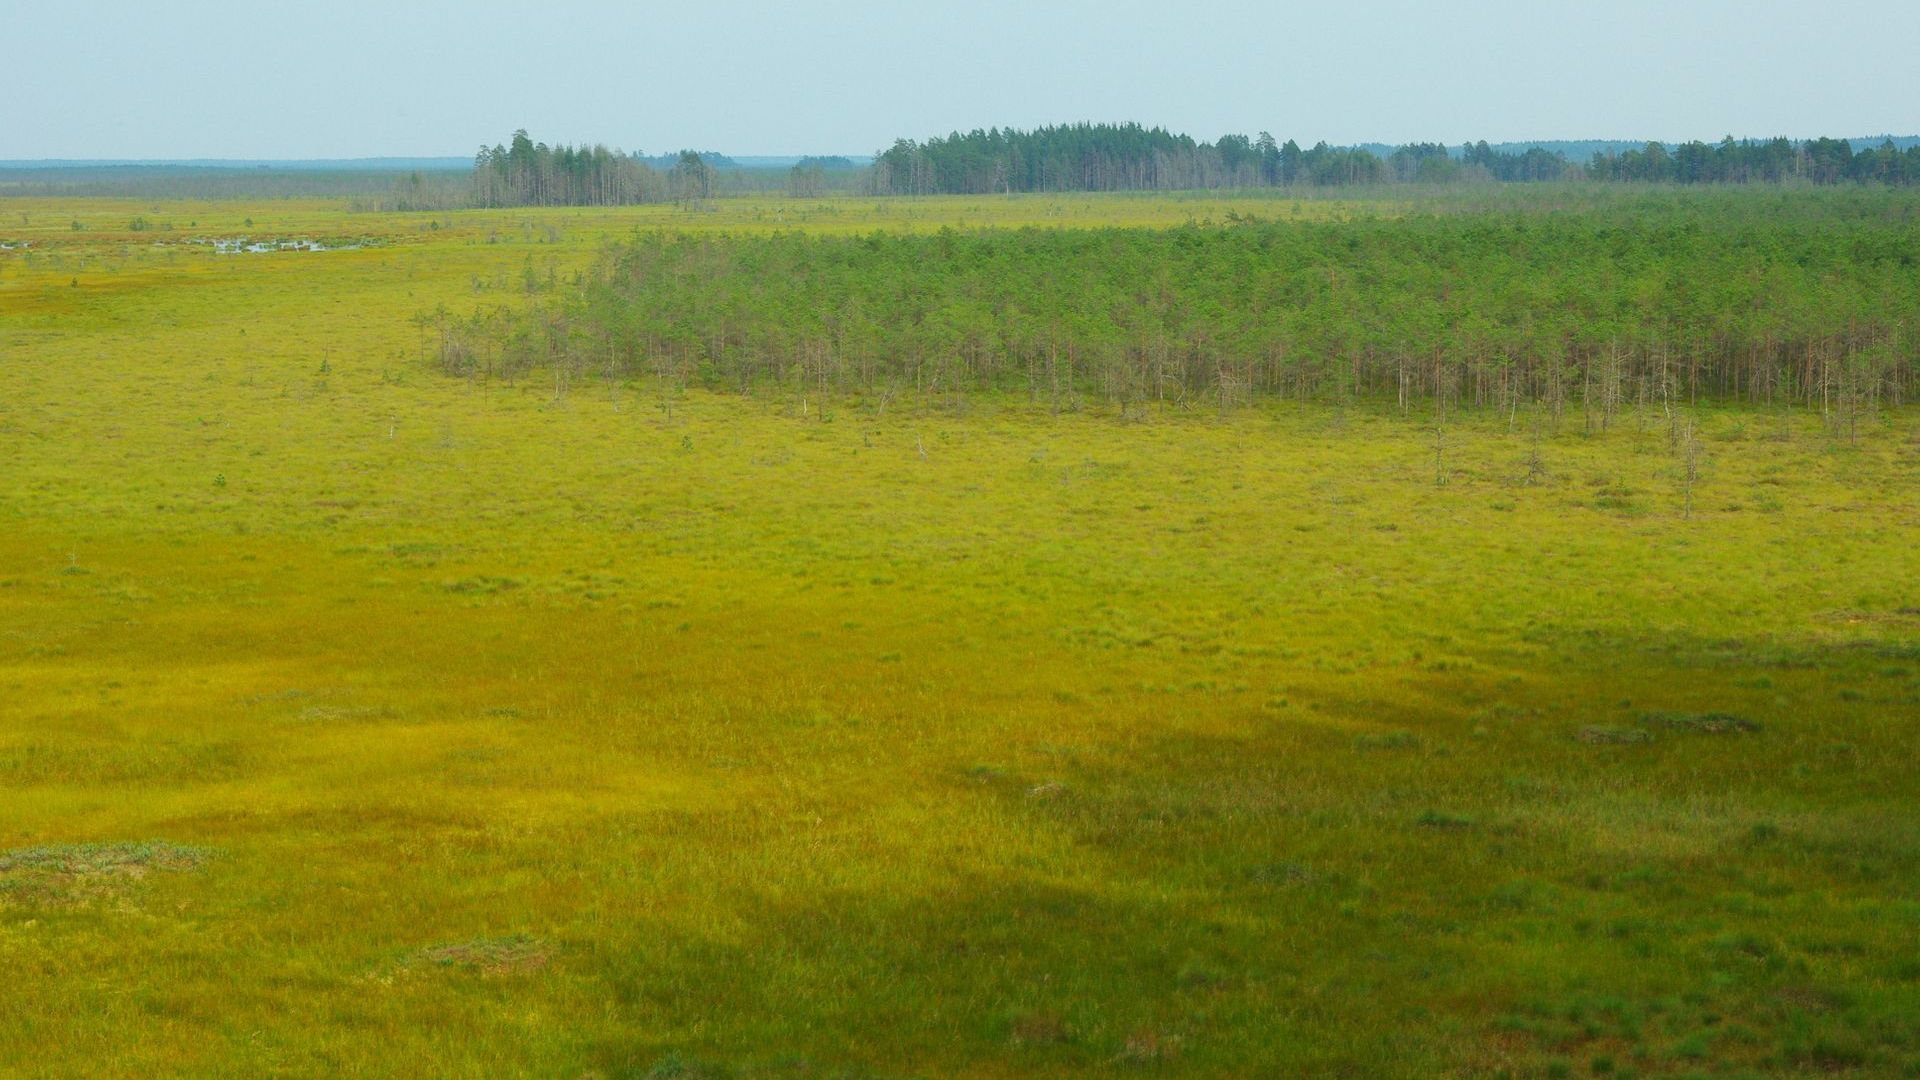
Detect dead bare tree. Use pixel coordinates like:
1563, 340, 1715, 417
1680, 415, 1701, 520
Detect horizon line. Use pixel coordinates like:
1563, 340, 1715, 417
6, 133, 1919, 170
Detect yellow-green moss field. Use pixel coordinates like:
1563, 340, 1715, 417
1, 196, 1917, 1078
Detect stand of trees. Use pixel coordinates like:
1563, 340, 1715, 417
786, 157, 855, 198
463, 134, 860, 205
668, 150, 717, 206
870, 124, 1920, 194
434, 190, 1917, 424
470, 130, 664, 207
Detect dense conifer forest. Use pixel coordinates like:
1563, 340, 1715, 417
439, 189, 1917, 423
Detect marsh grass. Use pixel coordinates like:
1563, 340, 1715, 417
0, 190, 1916, 1077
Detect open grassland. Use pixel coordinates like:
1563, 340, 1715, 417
2, 193, 1918, 1078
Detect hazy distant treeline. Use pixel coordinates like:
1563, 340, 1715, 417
869, 124, 1920, 194
1585, 137, 1914, 184
11, 126, 1918, 204
0, 166, 466, 201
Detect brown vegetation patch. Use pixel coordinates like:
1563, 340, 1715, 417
1008, 1009, 1070, 1047
1577, 726, 1653, 745
1115, 1028, 1181, 1065
1818, 607, 1920, 626
1647, 712, 1761, 734
0, 841, 213, 907
407, 934, 553, 976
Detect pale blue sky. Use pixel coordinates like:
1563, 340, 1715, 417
4, 0, 1916, 159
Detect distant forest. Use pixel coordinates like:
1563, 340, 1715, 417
869, 124, 1920, 194
462, 126, 1920, 208
7, 127, 1918, 203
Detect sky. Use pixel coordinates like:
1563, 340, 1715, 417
4, 0, 1917, 160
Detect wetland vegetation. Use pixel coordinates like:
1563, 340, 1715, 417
1, 182, 1917, 1077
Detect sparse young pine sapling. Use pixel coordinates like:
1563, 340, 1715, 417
1681, 417, 1701, 519
1526, 400, 1547, 485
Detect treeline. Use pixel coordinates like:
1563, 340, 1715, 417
869, 123, 1920, 194
434, 190, 1916, 422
